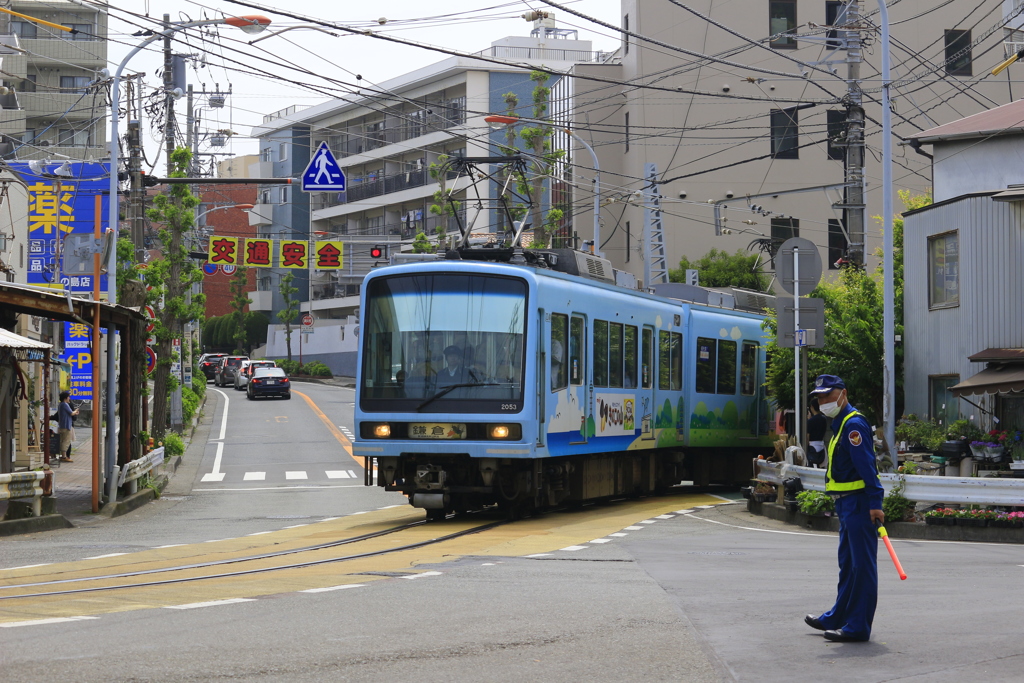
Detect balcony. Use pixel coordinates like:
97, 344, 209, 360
248, 290, 272, 311
22, 91, 103, 119
20, 38, 105, 66
248, 204, 274, 226
336, 99, 466, 158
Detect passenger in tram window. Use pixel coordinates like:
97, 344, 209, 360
551, 340, 567, 391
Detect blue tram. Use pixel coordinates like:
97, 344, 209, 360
355, 249, 776, 517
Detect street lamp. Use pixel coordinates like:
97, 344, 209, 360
104, 14, 270, 502
195, 203, 256, 235
484, 114, 603, 257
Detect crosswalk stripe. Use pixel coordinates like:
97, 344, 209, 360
285, 471, 308, 480
325, 470, 352, 479
243, 472, 266, 481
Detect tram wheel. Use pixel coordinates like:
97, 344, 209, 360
425, 509, 447, 522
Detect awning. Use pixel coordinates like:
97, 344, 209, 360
0, 327, 52, 350
951, 366, 1024, 396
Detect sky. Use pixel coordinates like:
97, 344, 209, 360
103, 1, 623, 164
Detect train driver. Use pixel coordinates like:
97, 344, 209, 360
436, 345, 482, 389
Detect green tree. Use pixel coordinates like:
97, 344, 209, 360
669, 248, 769, 291
427, 153, 460, 252
145, 147, 206, 438
277, 272, 299, 362
245, 311, 269, 349
763, 191, 931, 427
229, 267, 250, 353
412, 230, 434, 254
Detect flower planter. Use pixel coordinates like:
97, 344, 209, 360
943, 517, 957, 526
925, 517, 942, 526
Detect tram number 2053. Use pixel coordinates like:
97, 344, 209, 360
501, 404, 518, 411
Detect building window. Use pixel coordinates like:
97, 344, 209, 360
279, 142, 289, 162
945, 29, 972, 76
928, 231, 959, 308
260, 147, 272, 163
22, 75, 36, 93
929, 376, 960, 426
771, 217, 799, 243
769, 0, 797, 49
58, 127, 92, 147
624, 112, 630, 152
63, 23, 94, 40
623, 14, 629, 54
770, 107, 799, 159
826, 109, 846, 160
825, 1, 845, 50
259, 188, 271, 204
828, 219, 847, 269
280, 186, 290, 204
11, 21, 37, 39
60, 76, 92, 93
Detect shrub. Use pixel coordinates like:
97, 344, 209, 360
277, 359, 301, 375
181, 385, 200, 424
883, 476, 915, 522
163, 432, 185, 457
796, 490, 834, 515
302, 360, 332, 377
190, 374, 206, 400
895, 415, 945, 451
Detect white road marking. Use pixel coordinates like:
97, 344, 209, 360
481, 562, 496, 566
638, 519, 657, 524
693, 505, 715, 509
285, 471, 308, 480
560, 545, 588, 551
623, 526, 645, 530
201, 442, 226, 482
654, 514, 675, 519
2, 563, 51, 571
211, 388, 230, 440
400, 571, 442, 580
195, 485, 363, 492
300, 584, 366, 593
609, 533, 628, 537
674, 509, 696, 514
243, 472, 266, 481
348, 470, 357, 478
153, 544, 185, 549
589, 538, 612, 544
319, 517, 341, 522
526, 553, 552, 558
204, 539, 232, 543
325, 470, 352, 479
83, 553, 128, 560
378, 505, 403, 510
0, 616, 99, 628
164, 598, 257, 610
283, 524, 308, 529
246, 531, 272, 536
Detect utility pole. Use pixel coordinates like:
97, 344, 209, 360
163, 13, 176, 176
127, 119, 144, 260
843, 0, 866, 266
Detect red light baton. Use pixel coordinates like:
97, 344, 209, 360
877, 524, 907, 580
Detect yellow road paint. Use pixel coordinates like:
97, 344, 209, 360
0, 495, 730, 623
293, 389, 359, 465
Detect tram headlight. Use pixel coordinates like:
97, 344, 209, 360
487, 424, 520, 440
373, 424, 391, 438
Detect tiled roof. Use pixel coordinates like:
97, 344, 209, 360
909, 100, 1024, 142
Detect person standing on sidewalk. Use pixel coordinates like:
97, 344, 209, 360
803, 374, 884, 643
57, 390, 79, 463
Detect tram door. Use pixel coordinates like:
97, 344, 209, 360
640, 326, 656, 441
568, 315, 587, 444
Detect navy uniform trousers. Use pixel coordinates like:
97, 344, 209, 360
817, 491, 878, 639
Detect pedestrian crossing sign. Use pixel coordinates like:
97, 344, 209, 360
301, 142, 347, 192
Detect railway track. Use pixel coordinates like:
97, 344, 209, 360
0, 514, 504, 602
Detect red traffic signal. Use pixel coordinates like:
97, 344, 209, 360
370, 244, 388, 259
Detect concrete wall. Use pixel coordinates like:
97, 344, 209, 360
932, 138, 1024, 202
263, 320, 360, 377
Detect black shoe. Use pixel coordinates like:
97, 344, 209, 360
804, 614, 827, 631
823, 629, 868, 642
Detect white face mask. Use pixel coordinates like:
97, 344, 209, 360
820, 401, 841, 418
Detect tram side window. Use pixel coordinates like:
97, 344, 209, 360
609, 322, 624, 387
740, 342, 759, 396
641, 328, 653, 388
551, 313, 568, 392
658, 331, 683, 390
624, 326, 638, 388
717, 340, 737, 394
594, 320, 609, 386
570, 316, 584, 385
696, 337, 717, 393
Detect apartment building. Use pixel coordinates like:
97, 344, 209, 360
571, 0, 1024, 285
249, 18, 611, 322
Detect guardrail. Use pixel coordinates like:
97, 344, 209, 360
117, 447, 166, 492
0, 471, 46, 517
754, 460, 1024, 506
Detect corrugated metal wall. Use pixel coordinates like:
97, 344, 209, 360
904, 196, 1024, 421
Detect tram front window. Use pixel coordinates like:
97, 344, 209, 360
361, 274, 527, 412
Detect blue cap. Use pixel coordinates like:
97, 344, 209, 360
810, 374, 846, 395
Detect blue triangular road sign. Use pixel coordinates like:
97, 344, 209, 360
301, 142, 347, 192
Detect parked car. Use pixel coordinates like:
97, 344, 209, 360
247, 367, 291, 400
214, 355, 249, 387
235, 359, 277, 390
199, 353, 228, 380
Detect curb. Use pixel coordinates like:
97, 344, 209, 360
288, 376, 355, 388
0, 514, 74, 537
748, 500, 1024, 543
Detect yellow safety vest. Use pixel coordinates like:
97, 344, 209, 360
825, 409, 866, 492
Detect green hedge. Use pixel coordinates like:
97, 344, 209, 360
302, 361, 332, 377
163, 432, 185, 457
181, 385, 200, 424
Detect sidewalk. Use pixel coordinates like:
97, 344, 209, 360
46, 428, 108, 524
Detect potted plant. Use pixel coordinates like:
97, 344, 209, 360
924, 507, 957, 526
752, 481, 775, 503
1007, 511, 1024, 529
991, 512, 1012, 529
796, 490, 834, 517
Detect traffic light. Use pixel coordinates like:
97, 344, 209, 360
370, 244, 388, 260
